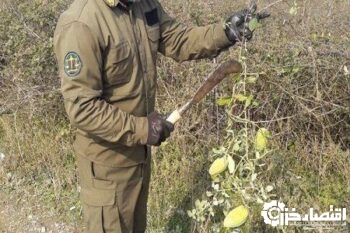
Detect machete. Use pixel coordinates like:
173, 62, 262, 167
166, 59, 243, 124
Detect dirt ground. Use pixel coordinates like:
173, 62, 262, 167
0, 191, 79, 233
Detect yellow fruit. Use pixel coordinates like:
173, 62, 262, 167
208, 157, 228, 176
255, 128, 270, 151
223, 205, 249, 228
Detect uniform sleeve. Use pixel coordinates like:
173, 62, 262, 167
54, 22, 148, 146
156, 2, 232, 62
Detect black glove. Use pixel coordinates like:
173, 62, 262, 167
147, 112, 174, 146
224, 4, 270, 43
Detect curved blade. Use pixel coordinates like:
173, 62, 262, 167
191, 59, 242, 104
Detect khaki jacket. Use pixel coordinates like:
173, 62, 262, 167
54, 0, 231, 167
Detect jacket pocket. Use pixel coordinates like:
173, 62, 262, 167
103, 41, 133, 87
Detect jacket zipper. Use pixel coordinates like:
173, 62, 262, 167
128, 7, 149, 115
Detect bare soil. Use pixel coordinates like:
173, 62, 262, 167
0, 191, 79, 233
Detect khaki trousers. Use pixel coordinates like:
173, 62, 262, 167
76, 151, 151, 233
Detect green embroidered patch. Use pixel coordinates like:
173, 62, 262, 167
64, 52, 82, 77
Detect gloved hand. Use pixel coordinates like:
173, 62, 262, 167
224, 4, 270, 43
147, 112, 174, 146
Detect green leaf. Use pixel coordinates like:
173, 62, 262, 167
212, 146, 226, 155
245, 95, 254, 108
234, 94, 248, 102
251, 173, 257, 182
216, 97, 232, 106
228, 156, 235, 174
232, 141, 241, 152
195, 200, 201, 208
289, 1, 299, 15
187, 210, 193, 218
265, 185, 274, 193
234, 94, 254, 107
247, 76, 257, 84
255, 128, 270, 151
289, 6, 298, 15
248, 18, 261, 31
206, 191, 213, 197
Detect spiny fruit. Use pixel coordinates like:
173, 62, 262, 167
255, 128, 270, 151
208, 157, 228, 176
223, 205, 249, 228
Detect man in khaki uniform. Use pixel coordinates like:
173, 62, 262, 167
54, 0, 268, 232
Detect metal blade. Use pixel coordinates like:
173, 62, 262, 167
191, 59, 242, 104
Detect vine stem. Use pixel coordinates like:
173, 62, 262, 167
237, 38, 250, 165
257, 0, 286, 13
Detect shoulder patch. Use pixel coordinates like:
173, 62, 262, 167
145, 8, 159, 26
64, 52, 82, 77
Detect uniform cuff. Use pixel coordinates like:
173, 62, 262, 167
213, 22, 232, 50
134, 116, 149, 145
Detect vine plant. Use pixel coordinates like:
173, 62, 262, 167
187, 21, 276, 233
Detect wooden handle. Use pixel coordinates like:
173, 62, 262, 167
166, 109, 182, 124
